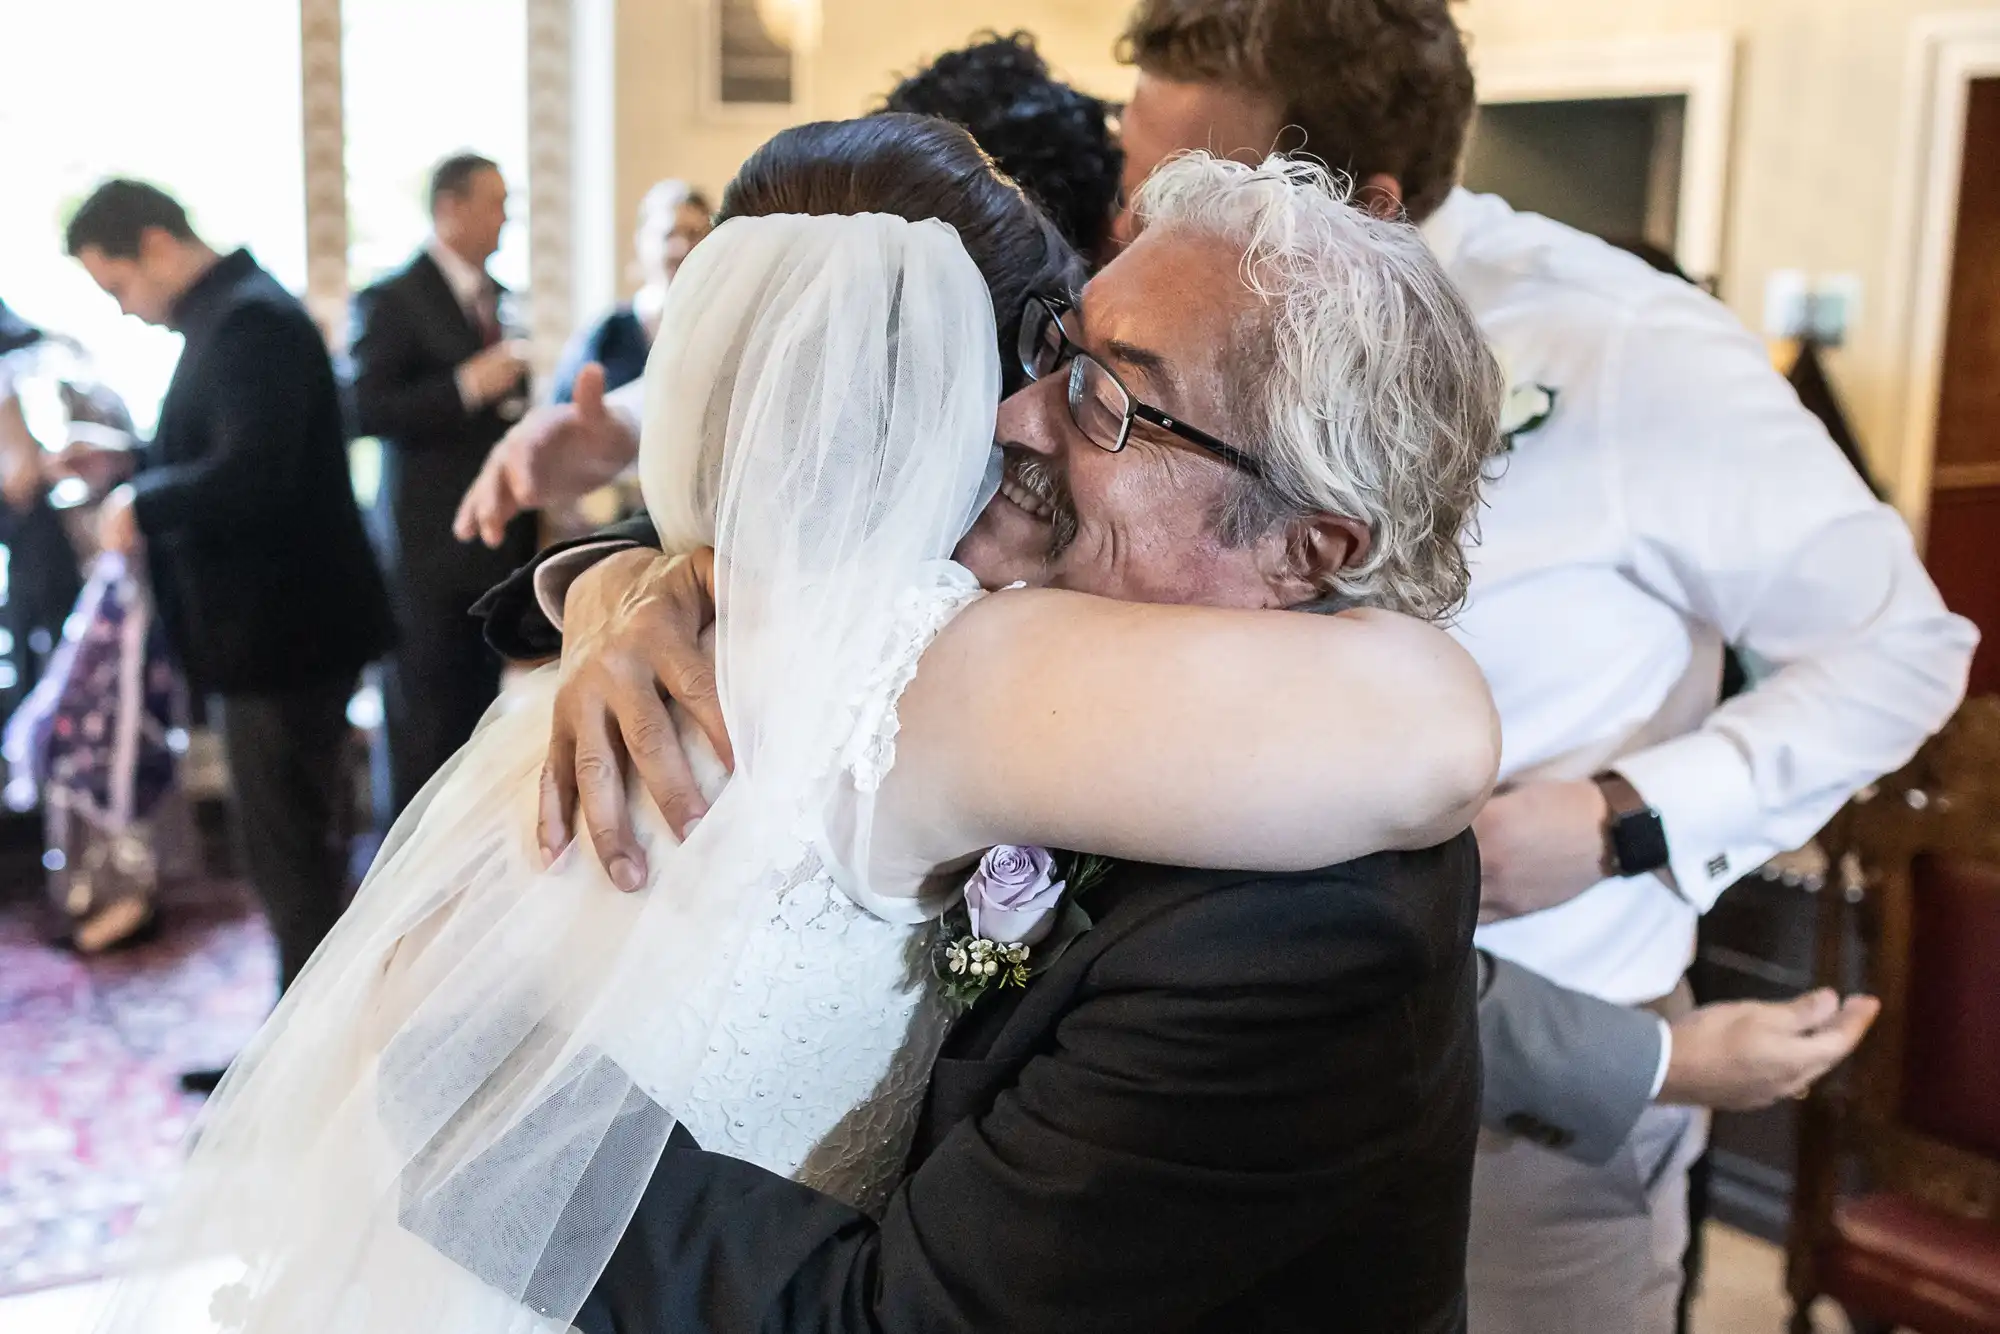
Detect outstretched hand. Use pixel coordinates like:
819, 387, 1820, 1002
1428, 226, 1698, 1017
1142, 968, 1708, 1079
541, 545, 733, 887
453, 363, 638, 548
1660, 988, 1881, 1111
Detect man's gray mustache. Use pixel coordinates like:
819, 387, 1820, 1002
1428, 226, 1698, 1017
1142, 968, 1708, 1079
993, 448, 1078, 558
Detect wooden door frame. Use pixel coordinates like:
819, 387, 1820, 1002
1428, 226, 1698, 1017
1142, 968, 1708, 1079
1469, 32, 1738, 285
1883, 13, 2000, 538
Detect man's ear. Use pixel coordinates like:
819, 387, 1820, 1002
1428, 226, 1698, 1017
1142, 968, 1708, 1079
1357, 173, 1405, 221
137, 226, 179, 268
1258, 512, 1373, 606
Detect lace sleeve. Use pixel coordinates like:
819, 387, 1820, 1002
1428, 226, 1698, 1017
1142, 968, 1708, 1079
839, 560, 988, 793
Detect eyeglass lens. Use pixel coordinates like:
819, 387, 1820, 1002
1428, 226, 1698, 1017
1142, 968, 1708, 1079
1022, 300, 1131, 453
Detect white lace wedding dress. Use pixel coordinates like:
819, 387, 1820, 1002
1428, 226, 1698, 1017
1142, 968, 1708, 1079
667, 561, 982, 1212
92, 211, 1004, 1334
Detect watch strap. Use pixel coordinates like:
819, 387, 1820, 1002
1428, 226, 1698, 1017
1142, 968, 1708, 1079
1593, 770, 1669, 877
1594, 771, 1647, 821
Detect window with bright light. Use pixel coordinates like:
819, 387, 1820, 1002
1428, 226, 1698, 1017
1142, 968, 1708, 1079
0, 0, 306, 434
342, 0, 530, 293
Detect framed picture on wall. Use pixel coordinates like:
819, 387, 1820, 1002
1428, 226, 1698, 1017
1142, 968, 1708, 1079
699, 0, 815, 120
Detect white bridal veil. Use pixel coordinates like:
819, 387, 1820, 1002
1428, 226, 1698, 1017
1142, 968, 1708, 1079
93, 212, 1000, 1333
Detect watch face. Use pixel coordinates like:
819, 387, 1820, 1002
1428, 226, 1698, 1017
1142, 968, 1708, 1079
1613, 810, 1671, 876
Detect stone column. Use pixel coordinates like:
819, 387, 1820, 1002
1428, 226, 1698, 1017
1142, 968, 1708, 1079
300, 0, 349, 351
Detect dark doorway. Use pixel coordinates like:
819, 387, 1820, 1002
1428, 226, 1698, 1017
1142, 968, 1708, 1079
1463, 95, 1686, 259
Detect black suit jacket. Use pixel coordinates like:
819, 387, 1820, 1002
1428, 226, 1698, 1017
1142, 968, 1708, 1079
573, 847, 1481, 1334
348, 250, 537, 601
475, 516, 658, 660
482, 523, 1670, 1179
129, 249, 393, 694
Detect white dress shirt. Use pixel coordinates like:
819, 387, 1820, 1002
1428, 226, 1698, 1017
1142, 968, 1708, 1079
428, 238, 500, 410
426, 236, 491, 319
1426, 189, 1977, 1003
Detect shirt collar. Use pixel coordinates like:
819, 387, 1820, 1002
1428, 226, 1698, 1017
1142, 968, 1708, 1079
1417, 186, 1478, 272
426, 236, 490, 310
167, 248, 258, 335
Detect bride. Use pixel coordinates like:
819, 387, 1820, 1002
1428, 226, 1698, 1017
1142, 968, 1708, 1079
96, 128, 1498, 1334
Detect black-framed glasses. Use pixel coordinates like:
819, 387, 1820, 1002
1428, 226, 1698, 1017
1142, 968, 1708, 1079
1016, 294, 1265, 480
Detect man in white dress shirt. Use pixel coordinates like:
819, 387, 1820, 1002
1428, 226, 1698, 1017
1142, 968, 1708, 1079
1101, 1, 1975, 1330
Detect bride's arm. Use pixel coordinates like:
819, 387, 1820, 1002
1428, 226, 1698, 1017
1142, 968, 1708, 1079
538, 549, 1496, 885
876, 588, 1499, 875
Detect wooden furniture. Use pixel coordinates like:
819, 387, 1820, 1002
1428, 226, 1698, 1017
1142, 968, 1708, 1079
1787, 696, 2000, 1333
1925, 79, 2000, 698
1693, 848, 1827, 1242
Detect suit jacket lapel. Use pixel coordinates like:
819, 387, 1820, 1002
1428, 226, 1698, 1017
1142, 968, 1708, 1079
410, 251, 481, 352
931, 865, 1230, 1063
910, 862, 1241, 1163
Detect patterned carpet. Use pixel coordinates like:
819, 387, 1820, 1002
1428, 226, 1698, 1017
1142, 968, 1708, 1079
0, 877, 274, 1297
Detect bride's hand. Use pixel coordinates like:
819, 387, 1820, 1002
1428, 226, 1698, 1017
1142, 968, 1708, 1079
542, 546, 731, 885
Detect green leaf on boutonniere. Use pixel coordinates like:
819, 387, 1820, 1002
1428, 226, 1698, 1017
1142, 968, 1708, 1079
1499, 383, 1557, 451
1059, 852, 1116, 898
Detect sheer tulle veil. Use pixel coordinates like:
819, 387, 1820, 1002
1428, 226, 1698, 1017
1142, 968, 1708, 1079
91, 212, 1000, 1333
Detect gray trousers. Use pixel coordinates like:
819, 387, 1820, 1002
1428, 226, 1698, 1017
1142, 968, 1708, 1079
1467, 991, 1710, 1334
213, 674, 356, 991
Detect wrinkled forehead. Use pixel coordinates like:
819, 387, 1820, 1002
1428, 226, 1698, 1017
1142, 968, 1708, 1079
1075, 227, 1259, 407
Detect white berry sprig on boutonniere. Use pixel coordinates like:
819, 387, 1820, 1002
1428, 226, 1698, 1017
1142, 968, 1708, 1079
932, 846, 1113, 1008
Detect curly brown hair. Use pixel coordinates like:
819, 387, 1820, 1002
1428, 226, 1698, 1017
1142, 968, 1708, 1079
1117, 0, 1474, 221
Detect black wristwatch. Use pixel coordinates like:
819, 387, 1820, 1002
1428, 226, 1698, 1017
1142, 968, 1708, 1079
1593, 771, 1669, 877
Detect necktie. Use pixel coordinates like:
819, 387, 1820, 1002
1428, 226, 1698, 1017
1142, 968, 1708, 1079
474, 288, 502, 347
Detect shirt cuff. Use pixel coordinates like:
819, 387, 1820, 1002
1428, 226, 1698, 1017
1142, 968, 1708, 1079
1613, 730, 1770, 912
1648, 1016, 1673, 1100
533, 538, 639, 630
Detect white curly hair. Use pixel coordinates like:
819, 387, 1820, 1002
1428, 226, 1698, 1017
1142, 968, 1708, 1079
1131, 152, 1502, 619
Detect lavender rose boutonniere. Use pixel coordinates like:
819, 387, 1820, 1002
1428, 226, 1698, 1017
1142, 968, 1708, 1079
934, 846, 1112, 1007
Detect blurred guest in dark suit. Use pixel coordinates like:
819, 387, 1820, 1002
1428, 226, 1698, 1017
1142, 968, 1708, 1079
60, 180, 394, 1005
350, 153, 533, 820
454, 37, 1125, 546
548, 180, 712, 404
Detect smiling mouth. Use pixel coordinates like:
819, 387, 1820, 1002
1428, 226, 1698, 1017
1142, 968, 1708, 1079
999, 453, 1059, 522
1000, 474, 1054, 521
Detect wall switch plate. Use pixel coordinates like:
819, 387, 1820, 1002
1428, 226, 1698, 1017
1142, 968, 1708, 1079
1762, 270, 1863, 346
1807, 274, 1862, 347
1764, 269, 1811, 338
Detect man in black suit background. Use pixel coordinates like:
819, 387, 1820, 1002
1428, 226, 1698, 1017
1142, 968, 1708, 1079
350, 153, 535, 820
63, 180, 394, 1005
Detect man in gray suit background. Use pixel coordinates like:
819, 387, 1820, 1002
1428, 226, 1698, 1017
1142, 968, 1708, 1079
1477, 950, 1877, 1168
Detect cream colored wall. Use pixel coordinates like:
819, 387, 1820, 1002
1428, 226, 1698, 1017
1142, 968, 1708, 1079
1459, 0, 2000, 499
611, 0, 2000, 496
610, 0, 1131, 288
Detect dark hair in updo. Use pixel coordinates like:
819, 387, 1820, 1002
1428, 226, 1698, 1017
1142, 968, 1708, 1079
881, 31, 1123, 259
719, 113, 1084, 395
